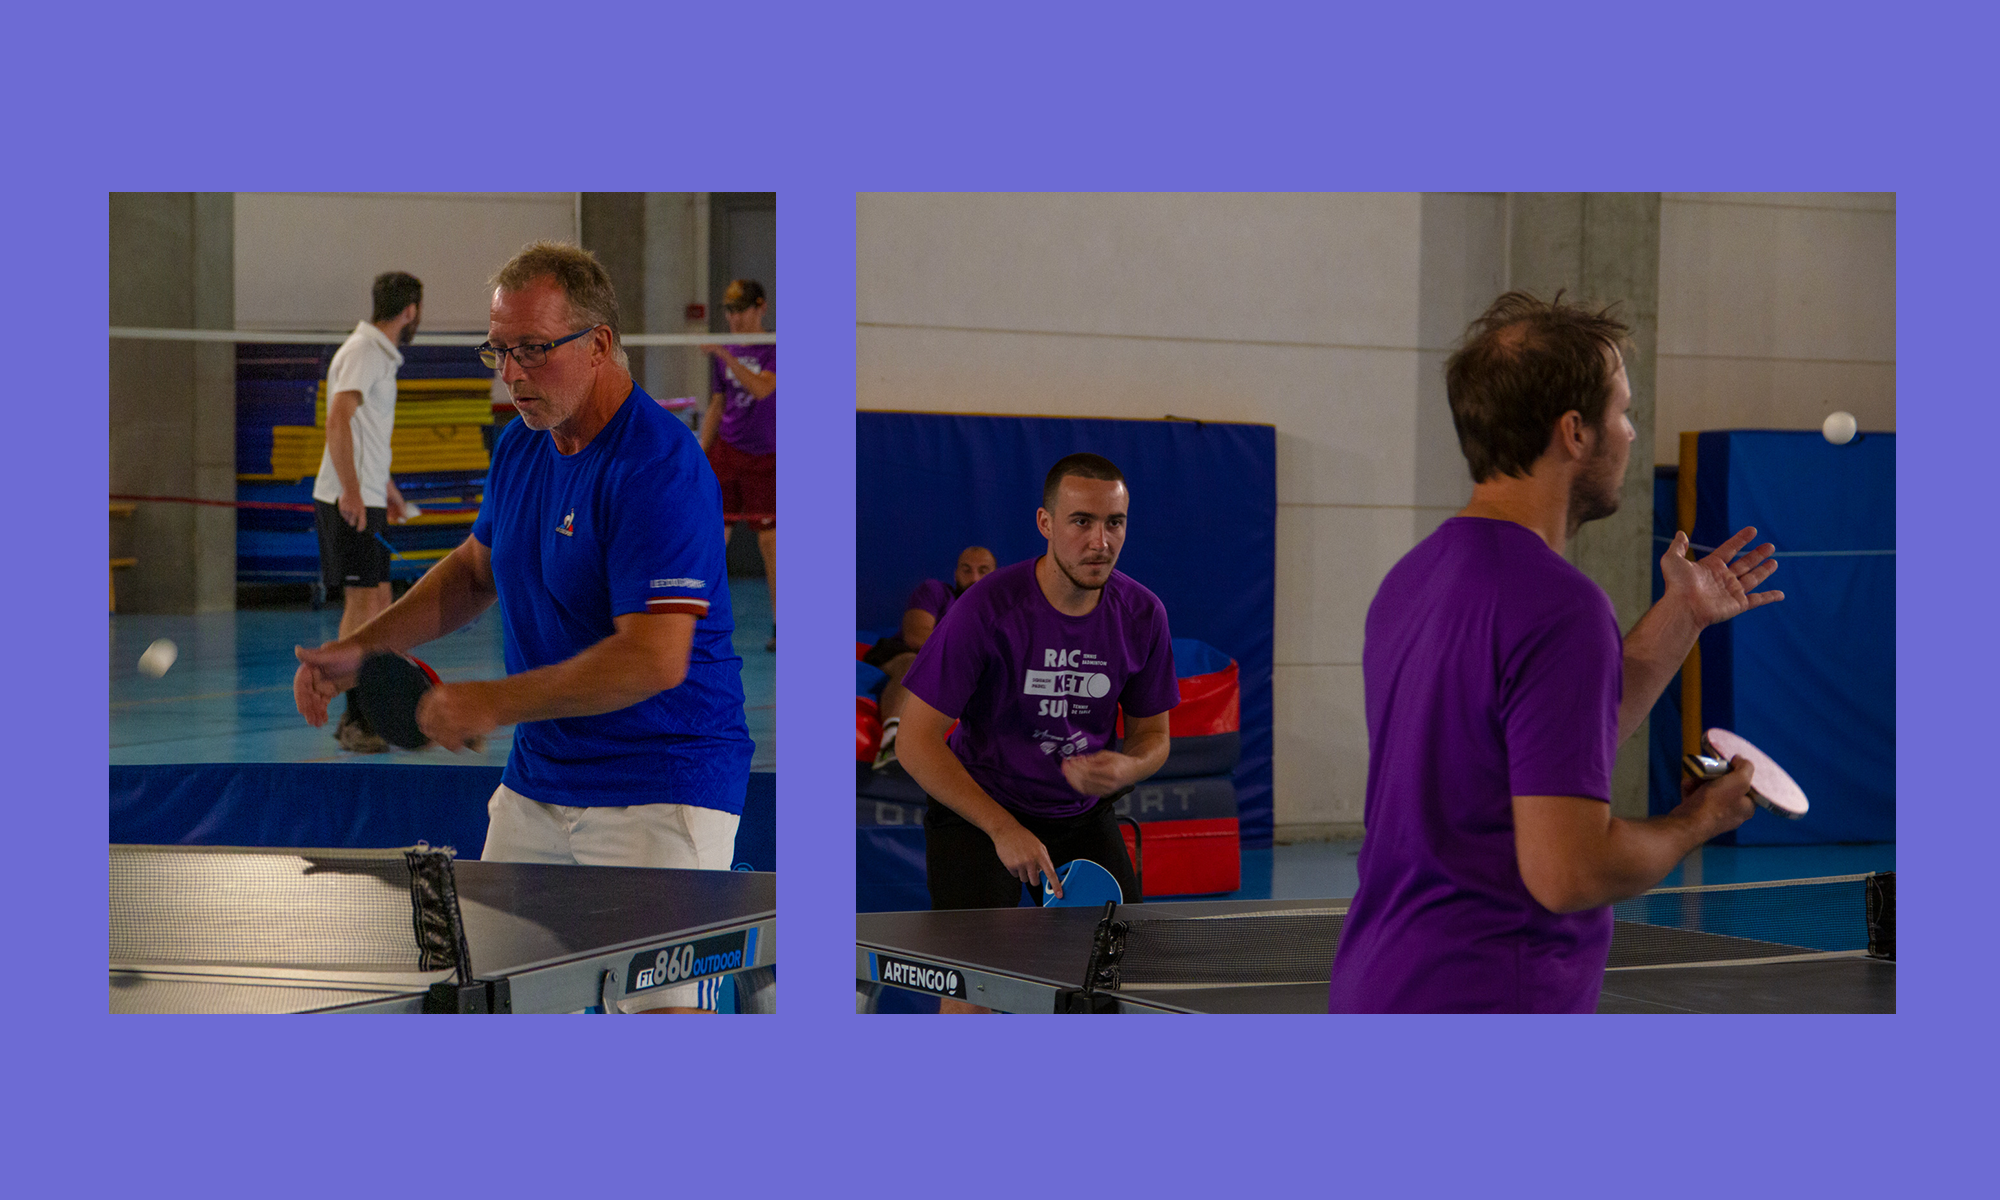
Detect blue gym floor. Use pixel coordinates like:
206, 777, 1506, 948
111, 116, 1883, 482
111, 576, 775, 771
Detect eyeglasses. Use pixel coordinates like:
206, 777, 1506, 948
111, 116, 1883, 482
475, 326, 598, 370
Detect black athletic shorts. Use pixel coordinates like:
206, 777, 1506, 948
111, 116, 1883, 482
925, 793, 1139, 910
313, 500, 390, 590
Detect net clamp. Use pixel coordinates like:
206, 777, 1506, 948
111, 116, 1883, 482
1058, 902, 1128, 1014
423, 977, 511, 1014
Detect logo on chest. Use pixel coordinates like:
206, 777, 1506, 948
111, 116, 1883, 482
556, 509, 575, 537
1023, 647, 1112, 700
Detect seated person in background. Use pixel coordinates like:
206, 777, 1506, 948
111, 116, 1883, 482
865, 545, 996, 763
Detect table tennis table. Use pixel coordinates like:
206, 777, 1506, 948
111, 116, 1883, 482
112, 845, 776, 1014
857, 875, 1895, 1014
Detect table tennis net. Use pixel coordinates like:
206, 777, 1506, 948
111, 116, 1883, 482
109, 845, 471, 974
1607, 871, 1894, 968
1106, 873, 1893, 988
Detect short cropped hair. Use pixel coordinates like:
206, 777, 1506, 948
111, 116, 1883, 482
371, 271, 423, 322
1445, 291, 1631, 483
491, 242, 622, 346
722, 279, 766, 312
1042, 453, 1126, 512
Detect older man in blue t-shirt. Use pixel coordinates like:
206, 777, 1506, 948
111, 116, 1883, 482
1328, 292, 1784, 1013
294, 242, 751, 1013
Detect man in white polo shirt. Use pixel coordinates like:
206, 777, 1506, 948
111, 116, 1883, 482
313, 270, 422, 752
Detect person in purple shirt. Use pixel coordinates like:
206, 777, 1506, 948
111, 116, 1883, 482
699, 279, 776, 649
864, 544, 999, 763
1327, 291, 1785, 1014
898, 454, 1181, 1012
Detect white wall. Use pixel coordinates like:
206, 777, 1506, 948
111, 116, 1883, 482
857, 191, 1893, 835
859, 193, 1463, 831
1655, 193, 1896, 462
234, 193, 577, 331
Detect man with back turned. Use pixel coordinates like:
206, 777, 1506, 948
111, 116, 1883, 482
1327, 291, 1784, 1013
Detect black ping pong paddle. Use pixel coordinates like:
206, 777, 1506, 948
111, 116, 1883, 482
355, 652, 443, 750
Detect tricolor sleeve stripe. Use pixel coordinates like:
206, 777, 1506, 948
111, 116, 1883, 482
647, 597, 710, 616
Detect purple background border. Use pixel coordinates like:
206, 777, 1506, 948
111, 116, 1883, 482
8, 1, 1988, 1193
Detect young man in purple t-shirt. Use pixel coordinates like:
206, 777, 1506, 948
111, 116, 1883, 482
1328, 291, 1786, 1014
898, 454, 1181, 1012
699, 279, 776, 649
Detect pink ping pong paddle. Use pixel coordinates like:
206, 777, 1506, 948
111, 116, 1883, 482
1683, 727, 1809, 819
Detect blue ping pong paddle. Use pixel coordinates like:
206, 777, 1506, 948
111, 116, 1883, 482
1039, 859, 1123, 908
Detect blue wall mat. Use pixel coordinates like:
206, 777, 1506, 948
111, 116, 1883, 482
856, 413, 1277, 846
1686, 431, 1895, 844
857, 795, 930, 913
110, 764, 777, 871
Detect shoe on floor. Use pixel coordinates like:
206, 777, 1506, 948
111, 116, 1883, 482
872, 716, 899, 769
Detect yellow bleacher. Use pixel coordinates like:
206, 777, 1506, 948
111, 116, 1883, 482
314, 377, 497, 428
242, 423, 490, 481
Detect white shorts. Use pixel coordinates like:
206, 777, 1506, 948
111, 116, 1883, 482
481, 783, 743, 1010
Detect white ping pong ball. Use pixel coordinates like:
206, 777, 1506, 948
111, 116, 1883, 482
1822, 411, 1858, 445
138, 638, 178, 678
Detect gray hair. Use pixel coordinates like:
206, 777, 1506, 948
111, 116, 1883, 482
491, 241, 623, 351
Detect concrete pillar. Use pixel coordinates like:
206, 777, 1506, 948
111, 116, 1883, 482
642, 192, 708, 424
708, 193, 777, 331
1416, 194, 1507, 519
1507, 193, 1662, 818
109, 193, 235, 613
579, 193, 647, 389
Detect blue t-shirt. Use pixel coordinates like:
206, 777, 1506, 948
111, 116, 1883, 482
1327, 518, 1620, 1013
471, 385, 752, 811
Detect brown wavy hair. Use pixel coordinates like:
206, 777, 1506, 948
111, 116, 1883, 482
1445, 291, 1630, 483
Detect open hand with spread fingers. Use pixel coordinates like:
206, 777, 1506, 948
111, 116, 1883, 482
1660, 526, 1784, 628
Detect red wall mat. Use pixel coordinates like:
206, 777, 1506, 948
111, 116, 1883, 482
1122, 817, 1240, 898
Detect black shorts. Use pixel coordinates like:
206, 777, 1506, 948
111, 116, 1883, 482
924, 794, 1139, 910
861, 634, 916, 669
313, 500, 390, 590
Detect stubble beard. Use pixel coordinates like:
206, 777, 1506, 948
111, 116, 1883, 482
1053, 549, 1113, 593
513, 396, 553, 431
1566, 447, 1623, 535
511, 385, 579, 433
